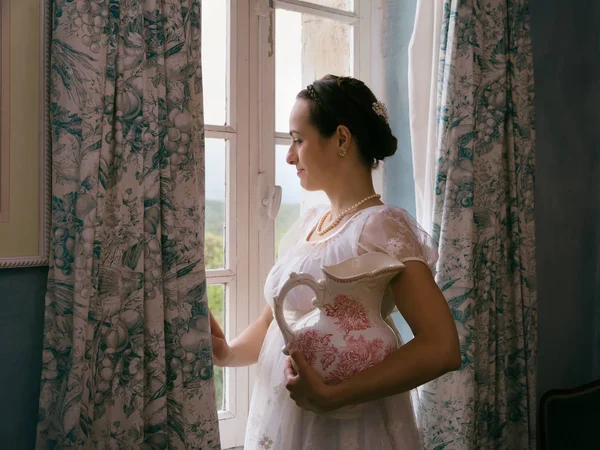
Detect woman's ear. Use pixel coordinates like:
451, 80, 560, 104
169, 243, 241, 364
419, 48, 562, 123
337, 125, 351, 148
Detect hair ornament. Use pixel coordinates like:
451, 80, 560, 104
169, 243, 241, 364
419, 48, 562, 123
372, 101, 390, 125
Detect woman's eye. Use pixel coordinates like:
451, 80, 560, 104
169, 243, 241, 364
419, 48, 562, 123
293, 139, 302, 144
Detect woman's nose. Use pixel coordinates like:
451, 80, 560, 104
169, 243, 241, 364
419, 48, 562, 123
286, 146, 296, 165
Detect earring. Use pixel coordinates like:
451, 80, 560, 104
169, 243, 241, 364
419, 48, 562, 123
338, 146, 347, 157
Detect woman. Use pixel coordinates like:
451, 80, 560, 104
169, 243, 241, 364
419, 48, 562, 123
210, 75, 461, 449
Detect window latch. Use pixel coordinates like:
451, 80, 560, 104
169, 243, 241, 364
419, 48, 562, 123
257, 173, 282, 231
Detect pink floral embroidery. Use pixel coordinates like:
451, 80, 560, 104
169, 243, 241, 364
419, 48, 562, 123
294, 329, 339, 370
325, 335, 386, 385
323, 295, 370, 337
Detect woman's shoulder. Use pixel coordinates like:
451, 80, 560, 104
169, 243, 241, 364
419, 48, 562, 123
361, 204, 432, 241
358, 204, 438, 272
360, 204, 415, 227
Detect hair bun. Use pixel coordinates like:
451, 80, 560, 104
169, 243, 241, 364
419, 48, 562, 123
371, 130, 398, 161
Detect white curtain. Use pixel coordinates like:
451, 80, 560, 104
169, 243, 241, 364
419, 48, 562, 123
407, 0, 444, 234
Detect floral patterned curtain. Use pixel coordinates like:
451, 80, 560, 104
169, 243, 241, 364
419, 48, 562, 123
416, 0, 537, 448
36, 1, 220, 448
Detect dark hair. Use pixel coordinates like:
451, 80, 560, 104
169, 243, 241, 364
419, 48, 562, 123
297, 75, 397, 168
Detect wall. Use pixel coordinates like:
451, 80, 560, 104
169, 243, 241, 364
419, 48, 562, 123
529, 0, 600, 396
0, 0, 47, 447
0, 267, 47, 449
595, 206, 600, 378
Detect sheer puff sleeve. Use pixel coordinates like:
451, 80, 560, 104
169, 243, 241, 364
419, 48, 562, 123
358, 206, 438, 275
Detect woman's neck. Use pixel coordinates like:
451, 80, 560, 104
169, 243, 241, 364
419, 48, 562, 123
325, 177, 381, 218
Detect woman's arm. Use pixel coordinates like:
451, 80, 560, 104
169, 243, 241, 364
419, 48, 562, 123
284, 261, 461, 411
211, 304, 274, 367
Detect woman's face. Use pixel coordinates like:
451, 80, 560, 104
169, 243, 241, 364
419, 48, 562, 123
286, 99, 339, 192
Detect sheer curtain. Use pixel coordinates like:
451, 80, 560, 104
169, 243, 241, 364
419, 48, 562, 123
407, 0, 443, 235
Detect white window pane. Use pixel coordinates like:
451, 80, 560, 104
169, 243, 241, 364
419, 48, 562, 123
208, 283, 226, 411
275, 145, 301, 256
205, 138, 227, 270
201, 0, 228, 125
275, 9, 353, 132
298, 0, 354, 11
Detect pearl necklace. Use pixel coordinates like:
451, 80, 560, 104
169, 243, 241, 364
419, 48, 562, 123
316, 194, 381, 236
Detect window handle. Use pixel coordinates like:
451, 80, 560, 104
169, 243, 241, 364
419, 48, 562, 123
257, 174, 282, 231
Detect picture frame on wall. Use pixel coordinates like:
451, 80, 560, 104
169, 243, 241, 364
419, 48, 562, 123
0, 0, 51, 268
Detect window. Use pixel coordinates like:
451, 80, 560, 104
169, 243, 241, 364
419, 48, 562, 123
201, 1, 384, 447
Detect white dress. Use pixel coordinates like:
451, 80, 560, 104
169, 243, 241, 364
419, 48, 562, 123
244, 205, 438, 450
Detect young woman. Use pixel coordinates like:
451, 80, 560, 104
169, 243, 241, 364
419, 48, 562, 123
210, 75, 460, 450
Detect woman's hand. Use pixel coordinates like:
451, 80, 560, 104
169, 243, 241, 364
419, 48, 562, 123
284, 349, 340, 413
210, 311, 231, 367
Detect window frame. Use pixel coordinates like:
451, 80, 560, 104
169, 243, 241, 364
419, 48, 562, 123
203, 1, 251, 447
